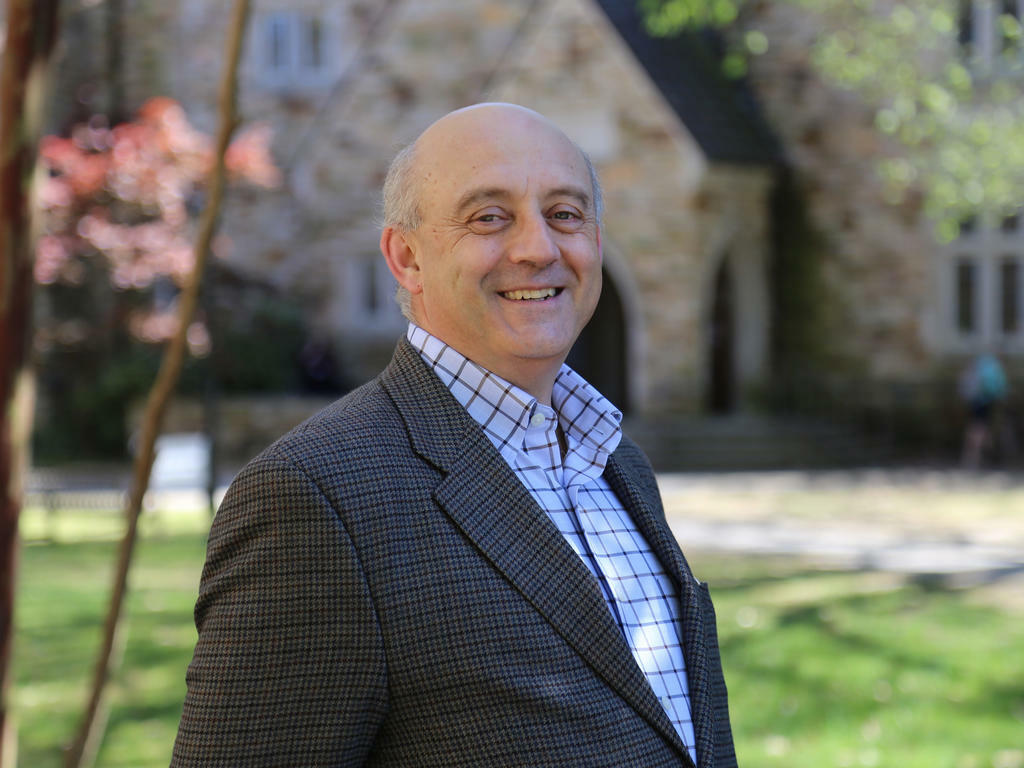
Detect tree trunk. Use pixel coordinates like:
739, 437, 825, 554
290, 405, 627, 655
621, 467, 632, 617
0, 1, 61, 765
63, 2, 252, 767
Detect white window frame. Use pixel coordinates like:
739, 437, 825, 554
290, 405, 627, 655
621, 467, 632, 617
254, 11, 335, 90
940, 211, 1024, 353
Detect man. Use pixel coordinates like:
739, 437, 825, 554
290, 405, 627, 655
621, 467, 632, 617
172, 103, 736, 767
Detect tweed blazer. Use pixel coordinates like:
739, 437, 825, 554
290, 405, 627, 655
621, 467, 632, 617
171, 338, 737, 767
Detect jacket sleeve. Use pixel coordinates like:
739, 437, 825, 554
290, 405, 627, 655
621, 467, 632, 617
170, 454, 387, 767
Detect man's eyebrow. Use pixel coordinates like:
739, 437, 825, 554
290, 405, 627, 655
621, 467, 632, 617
547, 185, 592, 209
453, 185, 594, 215
454, 187, 511, 214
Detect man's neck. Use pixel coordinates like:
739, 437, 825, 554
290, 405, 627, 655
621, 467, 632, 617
492, 362, 558, 406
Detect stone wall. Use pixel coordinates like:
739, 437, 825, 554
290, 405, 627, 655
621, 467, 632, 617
740, 1, 938, 385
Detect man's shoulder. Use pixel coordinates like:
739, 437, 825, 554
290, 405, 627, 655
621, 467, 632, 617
258, 375, 407, 468
255, 337, 441, 463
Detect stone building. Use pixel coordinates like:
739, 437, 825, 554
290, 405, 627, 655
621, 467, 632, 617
44, 0, 1024, 458
60, 0, 780, 420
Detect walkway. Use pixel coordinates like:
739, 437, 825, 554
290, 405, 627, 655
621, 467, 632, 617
658, 468, 1024, 579
29, 464, 1024, 583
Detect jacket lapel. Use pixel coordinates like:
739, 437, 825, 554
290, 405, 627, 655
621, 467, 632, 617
604, 455, 717, 768
380, 340, 691, 761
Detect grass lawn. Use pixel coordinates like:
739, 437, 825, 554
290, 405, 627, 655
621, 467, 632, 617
13, 505, 209, 768
688, 553, 1024, 768
11, 505, 1024, 767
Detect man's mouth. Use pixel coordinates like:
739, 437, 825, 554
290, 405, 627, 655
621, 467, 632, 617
500, 287, 560, 301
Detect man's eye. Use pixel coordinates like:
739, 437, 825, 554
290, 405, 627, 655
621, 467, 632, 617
471, 210, 506, 224
551, 209, 582, 222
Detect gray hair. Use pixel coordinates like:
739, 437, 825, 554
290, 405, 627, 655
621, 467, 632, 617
381, 141, 422, 232
380, 141, 420, 319
380, 138, 604, 321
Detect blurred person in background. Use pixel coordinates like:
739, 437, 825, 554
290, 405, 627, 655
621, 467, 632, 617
960, 352, 1010, 468
171, 103, 735, 768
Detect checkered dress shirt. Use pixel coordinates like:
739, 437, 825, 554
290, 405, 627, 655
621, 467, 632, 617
408, 324, 697, 762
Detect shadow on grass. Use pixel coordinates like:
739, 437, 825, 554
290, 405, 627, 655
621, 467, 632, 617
703, 559, 1024, 759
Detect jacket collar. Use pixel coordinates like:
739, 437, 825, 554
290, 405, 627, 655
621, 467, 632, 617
380, 338, 711, 766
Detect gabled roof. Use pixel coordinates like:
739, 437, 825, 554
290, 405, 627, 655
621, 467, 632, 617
593, 0, 784, 167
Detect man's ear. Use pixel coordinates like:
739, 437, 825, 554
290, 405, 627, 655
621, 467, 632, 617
380, 227, 423, 295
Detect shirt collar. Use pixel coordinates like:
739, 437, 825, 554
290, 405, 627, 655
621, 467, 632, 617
406, 323, 622, 480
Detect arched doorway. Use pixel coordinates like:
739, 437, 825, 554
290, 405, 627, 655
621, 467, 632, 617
567, 268, 628, 412
707, 256, 736, 414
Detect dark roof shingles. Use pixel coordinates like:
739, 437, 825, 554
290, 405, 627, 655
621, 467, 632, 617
594, 0, 784, 167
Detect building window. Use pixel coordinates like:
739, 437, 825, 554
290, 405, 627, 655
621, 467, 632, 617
943, 210, 1024, 352
267, 15, 290, 71
956, 257, 978, 333
960, 0, 1023, 69
342, 255, 403, 333
305, 17, 324, 69
255, 11, 335, 89
1002, 256, 1021, 332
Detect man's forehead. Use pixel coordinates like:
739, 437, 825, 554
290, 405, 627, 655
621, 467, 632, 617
418, 135, 589, 197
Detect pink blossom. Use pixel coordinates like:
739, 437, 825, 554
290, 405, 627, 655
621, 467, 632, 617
36, 97, 279, 345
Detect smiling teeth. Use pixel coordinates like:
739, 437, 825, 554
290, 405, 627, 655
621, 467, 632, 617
503, 288, 557, 301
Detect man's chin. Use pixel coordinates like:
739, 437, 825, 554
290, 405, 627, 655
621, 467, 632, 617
503, 341, 576, 368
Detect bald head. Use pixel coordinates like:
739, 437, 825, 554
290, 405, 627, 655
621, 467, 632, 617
377, 102, 604, 400
381, 103, 603, 233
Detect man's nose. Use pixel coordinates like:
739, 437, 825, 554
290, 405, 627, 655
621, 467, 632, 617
507, 211, 559, 267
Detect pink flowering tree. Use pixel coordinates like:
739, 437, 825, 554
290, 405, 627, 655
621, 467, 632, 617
33, 97, 279, 459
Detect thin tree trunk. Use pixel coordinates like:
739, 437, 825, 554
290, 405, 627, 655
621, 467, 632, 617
63, 2, 251, 766
0, 2, 61, 766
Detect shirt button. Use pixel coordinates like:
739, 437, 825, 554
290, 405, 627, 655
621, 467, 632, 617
530, 412, 546, 427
